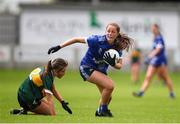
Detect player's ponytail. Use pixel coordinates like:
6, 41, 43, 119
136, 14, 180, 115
114, 33, 133, 52
43, 60, 53, 76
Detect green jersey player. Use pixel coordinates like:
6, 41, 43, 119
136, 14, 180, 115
11, 58, 72, 115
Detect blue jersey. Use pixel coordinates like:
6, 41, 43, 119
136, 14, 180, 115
80, 35, 122, 74
149, 34, 167, 66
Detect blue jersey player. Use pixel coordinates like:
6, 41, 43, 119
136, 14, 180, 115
48, 23, 133, 117
133, 24, 175, 98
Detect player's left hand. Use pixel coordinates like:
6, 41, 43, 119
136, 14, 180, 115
61, 101, 72, 114
103, 52, 116, 66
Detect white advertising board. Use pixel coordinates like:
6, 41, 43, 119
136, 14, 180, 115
0, 45, 11, 62
20, 10, 179, 49
14, 45, 87, 63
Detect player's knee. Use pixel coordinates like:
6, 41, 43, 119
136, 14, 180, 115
145, 75, 152, 81
106, 81, 114, 91
46, 105, 56, 116
47, 110, 56, 116
49, 112, 56, 116
109, 85, 114, 91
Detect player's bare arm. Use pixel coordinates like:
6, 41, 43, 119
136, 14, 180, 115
60, 37, 86, 48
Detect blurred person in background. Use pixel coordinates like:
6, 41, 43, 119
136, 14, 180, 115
130, 42, 142, 84
10, 58, 72, 115
48, 23, 133, 117
133, 24, 175, 98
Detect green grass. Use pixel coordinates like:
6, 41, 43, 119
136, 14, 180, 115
0, 69, 180, 123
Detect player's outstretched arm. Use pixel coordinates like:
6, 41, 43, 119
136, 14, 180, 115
48, 37, 86, 54
60, 37, 86, 48
51, 84, 72, 114
51, 84, 64, 102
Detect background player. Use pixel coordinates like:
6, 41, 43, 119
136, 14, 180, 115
11, 58, 72, 115
130, 43, 142, 84
48, 23, 133, 117
133, 24, 175, 98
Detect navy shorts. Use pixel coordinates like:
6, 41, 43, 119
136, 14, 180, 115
79, 65, 95, 81
149, 56, 167, 67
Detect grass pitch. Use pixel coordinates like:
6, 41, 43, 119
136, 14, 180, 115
0, 69, 180, 123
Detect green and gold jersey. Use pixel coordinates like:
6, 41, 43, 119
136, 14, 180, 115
131, 48, 141, 64
18, 67, 54, 104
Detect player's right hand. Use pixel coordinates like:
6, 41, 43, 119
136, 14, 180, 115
48, 45, 61, 54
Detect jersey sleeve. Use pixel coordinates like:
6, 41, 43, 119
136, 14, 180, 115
155, 38, 164, 49
86, 35, 98, 47
29, 68, 43, 87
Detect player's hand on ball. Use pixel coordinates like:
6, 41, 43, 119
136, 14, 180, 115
61, 101, 72, 114
48, 45, 61, 54
103, 52, 116, 66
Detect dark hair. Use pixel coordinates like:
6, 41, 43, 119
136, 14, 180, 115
113, 33, 133, 52
153, 23, 159, 29
106, 22, 120, 33
44, 58, 68, 76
